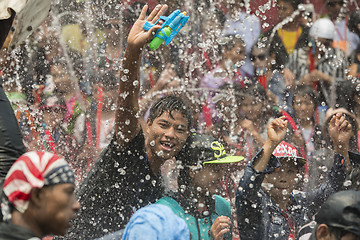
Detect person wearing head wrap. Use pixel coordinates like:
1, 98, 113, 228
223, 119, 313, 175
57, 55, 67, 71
0, 151, 80, 239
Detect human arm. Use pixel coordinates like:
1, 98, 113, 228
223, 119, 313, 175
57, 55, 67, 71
235, 117, 287, 239
303, 114, 351, 215
115, 4, 168, 147
328, 113, 352, 172
299, 70, 333, 86
253, 116, 288, 172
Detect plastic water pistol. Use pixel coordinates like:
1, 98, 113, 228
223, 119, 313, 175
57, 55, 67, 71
142, 9, 189, 50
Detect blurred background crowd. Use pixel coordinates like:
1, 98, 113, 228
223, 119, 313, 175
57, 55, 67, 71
1, 1, 360, 235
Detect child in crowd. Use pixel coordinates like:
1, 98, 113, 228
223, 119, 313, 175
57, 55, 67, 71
38, 95, 79, 170
236, 84, 273, 160
201, 35, 246, 90
289, 85, 323, 189
250, 40, 287, 108
236, 115, 356, 239
264, 0, 310, 71
283, 18, 348, 107
156, 133, 244, 240
320, 108, 360, 190
290, 86, 322, 159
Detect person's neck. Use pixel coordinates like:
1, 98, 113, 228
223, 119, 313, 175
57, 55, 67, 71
282, 21, 299, 31
11, 211, 43, 238
146, 146, 162, 176
197, 195, 206, 212
299, 118, 313, 129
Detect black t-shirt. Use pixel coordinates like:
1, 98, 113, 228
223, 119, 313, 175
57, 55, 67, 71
67, 131, 163, 239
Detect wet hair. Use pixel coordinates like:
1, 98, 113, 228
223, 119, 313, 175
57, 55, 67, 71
278, 0, 303, 11
148, 95, 193, 130
292, 85, 319, 112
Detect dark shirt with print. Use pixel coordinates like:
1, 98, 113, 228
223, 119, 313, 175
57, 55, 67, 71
66, 131, 163, 239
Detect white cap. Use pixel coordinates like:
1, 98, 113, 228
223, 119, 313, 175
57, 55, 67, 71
310, 18, 335, 40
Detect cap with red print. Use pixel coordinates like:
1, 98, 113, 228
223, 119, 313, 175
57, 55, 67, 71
272, 141, 306, 168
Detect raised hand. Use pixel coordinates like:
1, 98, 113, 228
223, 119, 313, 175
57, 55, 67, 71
127, 4, 168, 52
267, 116, 288, 147
210, 216, 231, 240
328, 113, 353, 153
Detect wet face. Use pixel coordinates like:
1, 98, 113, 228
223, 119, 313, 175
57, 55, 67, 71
37, 183, 80, 236
326, 0, 345, 20
146, 111, 189, 161
262, 160, 299, 201
250, 47, 268, 69
240, 96, 265, 121
293, 95, 315, 122
277, 1, 295, 21
190, 164, 226, 196
42, 108, 65, 129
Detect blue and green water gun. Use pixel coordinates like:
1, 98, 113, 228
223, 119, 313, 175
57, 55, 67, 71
143, 9, 189, 50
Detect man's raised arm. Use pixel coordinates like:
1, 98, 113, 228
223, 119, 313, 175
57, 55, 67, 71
115, 4, 168, 146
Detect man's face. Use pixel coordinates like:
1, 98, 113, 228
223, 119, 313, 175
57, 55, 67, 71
326, 0, 345, 20
262, 160, 299, 201
37, 183, 80, 236
146, 111, 189, 161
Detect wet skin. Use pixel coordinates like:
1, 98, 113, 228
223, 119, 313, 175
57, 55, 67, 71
293, 95, 315, 123
35, 183, 80, 236
262, 160, 299, 202
146, 111, 189, 162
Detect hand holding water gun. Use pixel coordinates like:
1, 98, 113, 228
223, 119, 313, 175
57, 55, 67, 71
142, 9, 189, 50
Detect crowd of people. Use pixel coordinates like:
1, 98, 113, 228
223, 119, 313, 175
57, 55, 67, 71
0, 0, 360, 239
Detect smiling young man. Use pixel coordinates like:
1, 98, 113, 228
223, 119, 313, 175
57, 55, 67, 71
236, 115, 357, 240
0, 151, 80, 239
68, 4, 193, 239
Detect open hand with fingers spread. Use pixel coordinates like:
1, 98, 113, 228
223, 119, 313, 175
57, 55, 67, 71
126, 4, 168, 52
210, 216, 231, 240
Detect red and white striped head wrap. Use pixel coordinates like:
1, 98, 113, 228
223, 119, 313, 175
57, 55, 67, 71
2, 151, 75, 214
